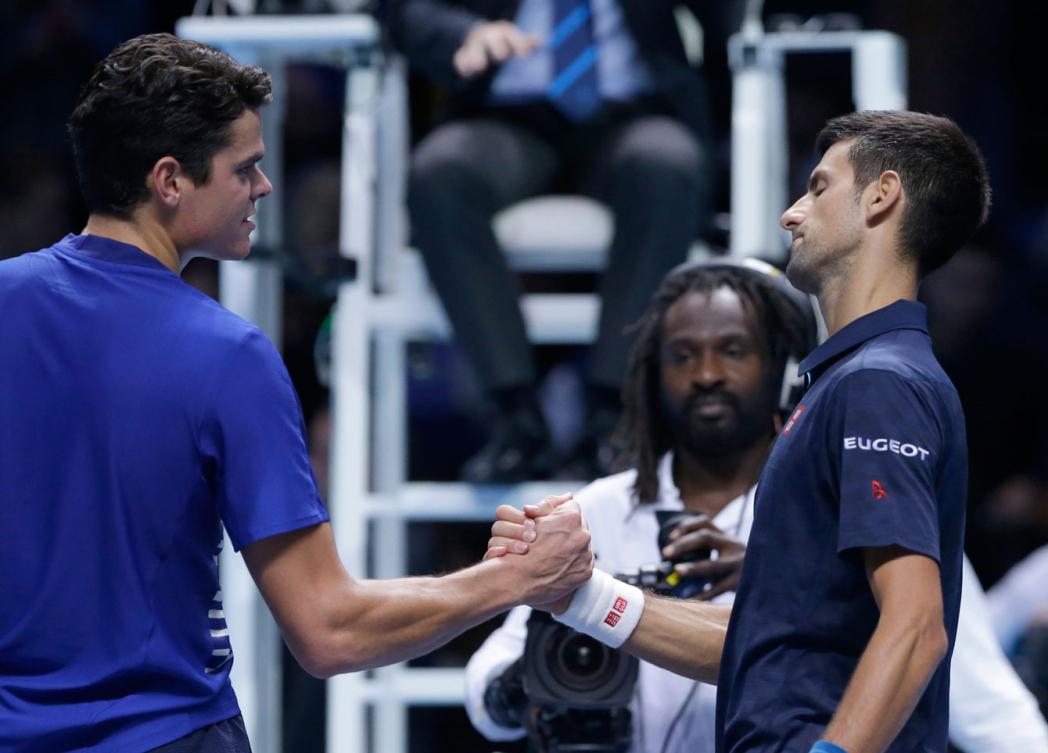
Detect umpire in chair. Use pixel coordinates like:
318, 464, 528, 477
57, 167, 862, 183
384, 0, 736, 482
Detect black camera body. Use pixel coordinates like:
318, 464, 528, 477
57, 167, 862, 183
522, 610, 638, 753
517, 511, 709, 752
615, 510, 712, 599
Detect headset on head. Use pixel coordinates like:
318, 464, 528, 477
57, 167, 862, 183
662, 256, 820, 417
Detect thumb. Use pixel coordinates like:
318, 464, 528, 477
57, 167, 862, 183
524, 492, 573, 518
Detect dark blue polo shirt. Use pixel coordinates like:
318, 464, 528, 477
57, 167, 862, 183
715, 300, 967, 753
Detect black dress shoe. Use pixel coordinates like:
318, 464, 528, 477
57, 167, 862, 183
460, 408, 555, 484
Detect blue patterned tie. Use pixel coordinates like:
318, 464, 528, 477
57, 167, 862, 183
547, 0, 601, 121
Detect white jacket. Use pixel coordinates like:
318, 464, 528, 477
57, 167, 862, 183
464, 454, 1048, 753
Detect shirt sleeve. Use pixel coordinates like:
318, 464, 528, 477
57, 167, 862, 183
463, 605, 531, 742
199, 328, 329, 551
835, 370, 943, 560
949, 555, 1048, 752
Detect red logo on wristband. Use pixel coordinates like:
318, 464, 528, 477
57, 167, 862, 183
614, 597, 628, 613
604, 611, 621, 627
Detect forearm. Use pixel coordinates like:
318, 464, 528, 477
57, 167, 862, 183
622, 596, 731, 684
823, 618, 948, 753
284, 559, 520, 678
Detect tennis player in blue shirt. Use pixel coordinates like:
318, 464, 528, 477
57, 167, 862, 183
0, 33, 593, 752
489, 110, 992, 753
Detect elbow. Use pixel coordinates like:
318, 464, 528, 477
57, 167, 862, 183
286, 622, 373, 679
914, 605, 949, 664
290, 640, 342, 680
293, 639, 369, 679
903, 611, 950, 668
925, 621, 949, 665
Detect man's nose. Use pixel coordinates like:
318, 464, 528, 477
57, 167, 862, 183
692, 352, 726, 388
255, 168, 273, 200
780, 198, 805, 232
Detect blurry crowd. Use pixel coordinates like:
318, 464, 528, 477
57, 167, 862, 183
3, 0, 1048, 750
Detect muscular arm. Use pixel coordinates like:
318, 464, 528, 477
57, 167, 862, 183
621, 595, 731, 684
822, 547, 949, 753
244, 503, 590, 678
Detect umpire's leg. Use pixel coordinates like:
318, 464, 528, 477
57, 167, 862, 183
407, 117, 558, 393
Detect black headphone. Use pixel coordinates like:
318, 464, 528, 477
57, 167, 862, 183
662, 256, 820, 417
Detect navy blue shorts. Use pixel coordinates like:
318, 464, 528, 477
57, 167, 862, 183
147, 716, 252, 753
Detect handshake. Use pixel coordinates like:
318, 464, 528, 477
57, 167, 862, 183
478, 493, 745, 652
482, 493, 593, 615
480, 493, 649, 649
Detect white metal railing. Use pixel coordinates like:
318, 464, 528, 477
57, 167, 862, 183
729, 29, 907, 260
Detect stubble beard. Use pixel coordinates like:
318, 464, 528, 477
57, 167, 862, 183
787, 232, 861, 300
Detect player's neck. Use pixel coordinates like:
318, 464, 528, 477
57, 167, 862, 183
82, 211, 182, 274
673, 436, 771, 517
817, 241, 918, 336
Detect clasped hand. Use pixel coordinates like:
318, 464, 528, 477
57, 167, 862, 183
488, 502, 747, 603
484, 494, 592, 613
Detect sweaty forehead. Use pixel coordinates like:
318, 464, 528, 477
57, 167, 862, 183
662, 286, 758, 341
223, 109, 264, 158
813, 140, 855, 180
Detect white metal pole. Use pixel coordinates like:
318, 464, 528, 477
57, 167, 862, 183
852, 32, 908, 111
215, 48, 286, 753
729, 38, 788, 258
327, 61, 380, 753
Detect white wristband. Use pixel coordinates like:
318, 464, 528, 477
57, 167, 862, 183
552, 568, 644, 648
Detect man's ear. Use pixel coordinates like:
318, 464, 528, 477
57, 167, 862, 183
864, 170, 903, 226
149, 156, 186, 209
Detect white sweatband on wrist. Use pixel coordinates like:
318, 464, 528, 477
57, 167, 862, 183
552, 568, 644, 648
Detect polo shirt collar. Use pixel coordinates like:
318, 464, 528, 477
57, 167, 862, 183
60, 233, 175, 274
798, 299, 928, 379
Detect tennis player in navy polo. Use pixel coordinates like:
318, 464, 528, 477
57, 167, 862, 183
489, 110, 991, 753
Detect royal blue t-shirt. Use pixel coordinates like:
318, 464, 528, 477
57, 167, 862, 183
0, 235, 329, 751
715, 300, 967, 753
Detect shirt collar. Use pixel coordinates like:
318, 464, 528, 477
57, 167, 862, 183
629, 451, 754, 535
798, 299, 929, 379
656, 452, 683, 507
58, 233, 175, 274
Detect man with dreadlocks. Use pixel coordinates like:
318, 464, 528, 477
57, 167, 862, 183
486, 111, 997, 753
465, 258, 817, 753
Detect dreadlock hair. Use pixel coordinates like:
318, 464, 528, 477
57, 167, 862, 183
612, 262, 816, 505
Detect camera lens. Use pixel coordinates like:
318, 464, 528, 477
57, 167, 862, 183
550, 632, 615, 693
560, 634, 602, 678
524, 612, 639, 709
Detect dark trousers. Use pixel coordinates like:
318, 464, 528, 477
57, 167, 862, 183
146, 715, 252, 753
407, 103, 708, 396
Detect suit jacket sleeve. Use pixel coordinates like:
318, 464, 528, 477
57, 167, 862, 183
382, 0, 485, 85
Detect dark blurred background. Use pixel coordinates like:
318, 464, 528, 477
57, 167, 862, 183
3, 0, 1047, 750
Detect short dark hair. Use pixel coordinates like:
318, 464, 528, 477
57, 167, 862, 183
815, 110, 991, 276
68, 33, 272, 218
614, 262, 817, 504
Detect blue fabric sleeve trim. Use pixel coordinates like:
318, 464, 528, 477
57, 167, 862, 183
810, 741, 849, 753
